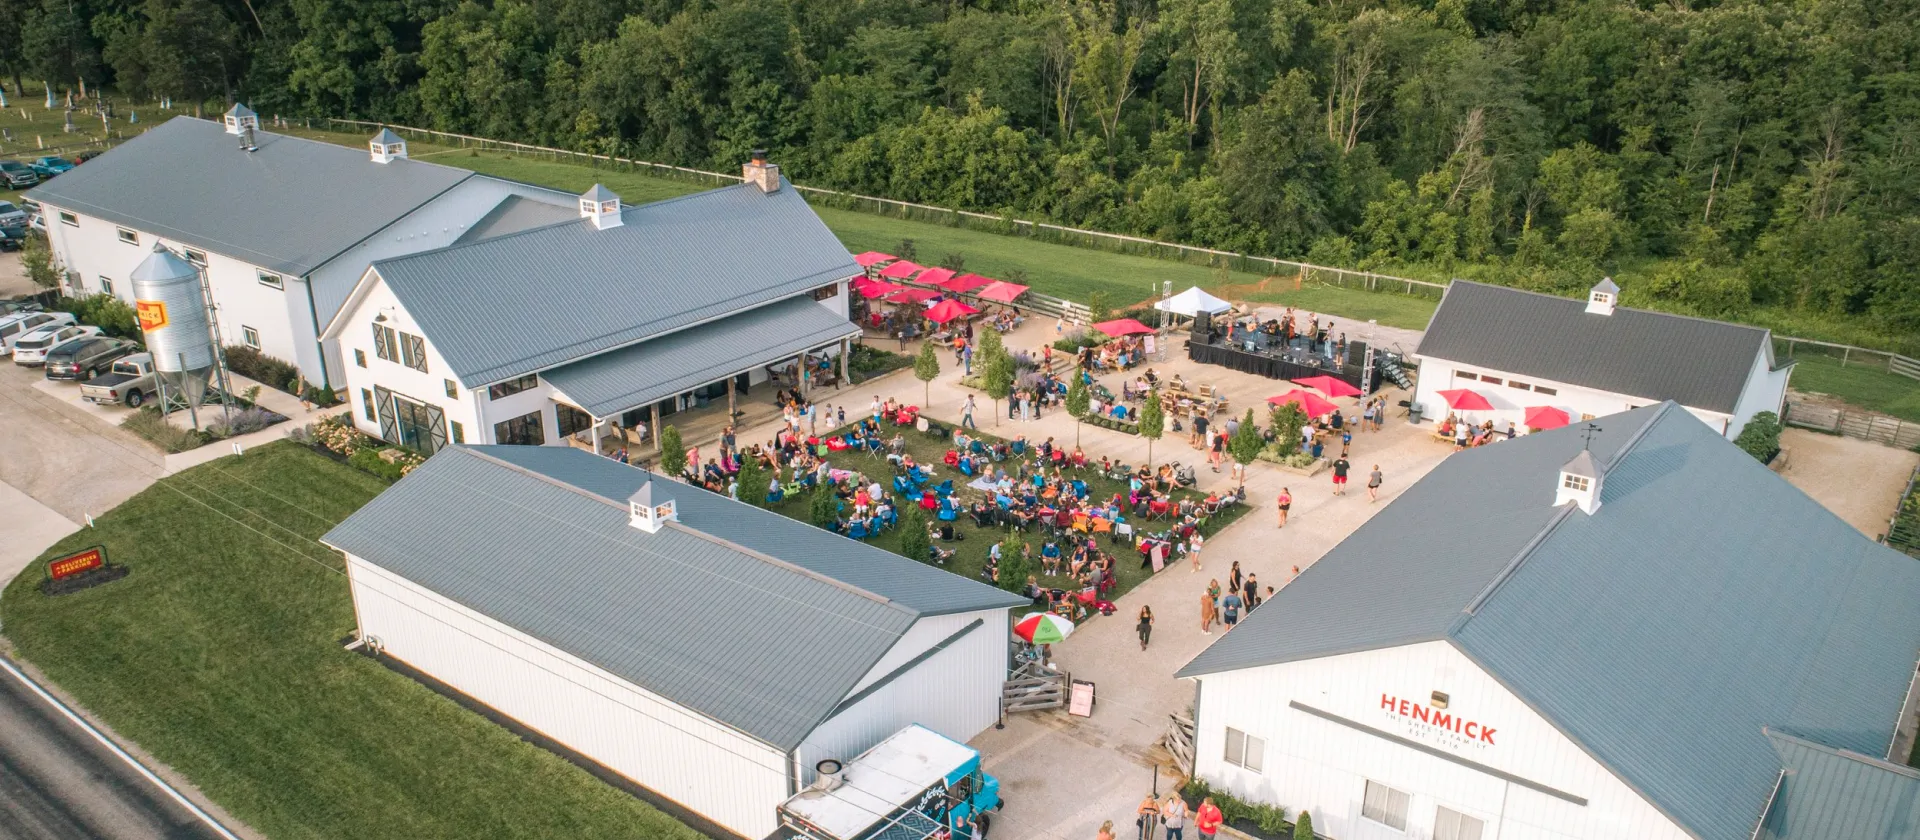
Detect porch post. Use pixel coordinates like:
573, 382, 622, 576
794, 354, 805, 395
651, 403, 662, 452
590, 419, 602, 456
839, 338, 851, 388
727, 376, 737, 420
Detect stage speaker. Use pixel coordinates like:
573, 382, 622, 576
1191, 317, 1213, 344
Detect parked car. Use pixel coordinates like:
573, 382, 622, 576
0, 201, 26, 228
0, 160, 40, 189
0, 311, 70, 356
12, 324, 101, 366
0, 297, 45, 318
43, 336, 138, 381
0, 224, 24, 252
80, 353, 157, 407
73, 150, 102, 165
27, 157, 73, 178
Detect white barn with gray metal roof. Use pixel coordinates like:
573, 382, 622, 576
1411, 279, 1794, 439
1175, 403, 1920, 840
321, 157, 861, 457
26, 115, 578, 388
323, 445, 1024, 839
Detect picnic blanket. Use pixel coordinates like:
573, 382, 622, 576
966, 476, 999, 492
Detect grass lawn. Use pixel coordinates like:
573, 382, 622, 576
1787, 354, 1920, 424
0, 441, 704, 840
750, 420, 1252, 602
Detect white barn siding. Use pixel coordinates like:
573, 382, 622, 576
794, 609, 1009, 787
1191, 641, 1691, 840
347, 555, 790, 839
333, 275, 488, 446
1729, 348, 1792, 438
1412, 356, 1740, 439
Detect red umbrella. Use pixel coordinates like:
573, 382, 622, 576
886, 288, 941, 304
1291, 375, 1362, 399
938, 273, 995, 294
878, 260, 925, 280
914, 267, 958, 287
857, 280, 908, 299
1524, 405, 1570, 430
975, 281, 1030, 303
925, 299, 980, 324
854, 251, 896, 267
1091, 318, 1156, 337
1437, 389, 1494, 411
1267, 389, 1338, 418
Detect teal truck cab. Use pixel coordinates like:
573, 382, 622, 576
778, 724, 1001, 840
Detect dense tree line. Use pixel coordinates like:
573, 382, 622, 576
3, 0, 1919, 336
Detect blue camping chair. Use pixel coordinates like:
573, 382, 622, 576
938, 499, 959, 522
1011, 439, 1026, 455
935, 479, 955, 497
971, 440, 990, 456
848, 521, 870, 540
1071, 479, 1089, 498
959, 459, 975, 477
894, 476, 914, 494
881, 508, 899, 528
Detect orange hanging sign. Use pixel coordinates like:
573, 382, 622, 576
135, 300, 169, 332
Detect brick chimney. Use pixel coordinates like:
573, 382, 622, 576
742, 149, 781, 194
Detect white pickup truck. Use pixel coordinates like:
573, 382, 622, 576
80, 353, 157, 408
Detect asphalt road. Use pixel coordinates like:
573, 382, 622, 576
0, 660, 230, 840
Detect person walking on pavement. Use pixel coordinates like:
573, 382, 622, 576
1199, 587, 1217, 634
961, 395, 977, 430
1196, 798, 1223, 840
1162, 794, 1188, 840
1221, 590, 1243, 628
1331, 455, 1351, 495
1276, 487, 1292, 528
1137, 606, 1155, 650
1098, 820, 1117, 840
1368, 464, 1384, 502
1137, 793, 1161, 840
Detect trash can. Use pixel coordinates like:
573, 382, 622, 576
1408, 403, 1424, 424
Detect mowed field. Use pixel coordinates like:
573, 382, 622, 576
0, 442, 706, 840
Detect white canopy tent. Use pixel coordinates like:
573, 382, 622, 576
1154, 286, 1234, 317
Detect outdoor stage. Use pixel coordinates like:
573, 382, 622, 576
1187, 335, 1379, 392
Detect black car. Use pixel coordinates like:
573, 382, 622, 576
0, 224, 25, 252
43, 337, 139, 381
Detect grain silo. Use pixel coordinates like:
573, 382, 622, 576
130, 243, 227, 428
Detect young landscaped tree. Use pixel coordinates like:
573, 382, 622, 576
1088, 290, 1113, 324
913, 340, 940, 404
1064, 370, 1091, 445
658, 425, 687, 479
1270, 403, 1308, 456
995, 534, 1030, 592
1292, 810, 1313, 840
733, 451, 769, 508
898, 507, 931, 563
1229, 408, 1263, 485
1139, 390, 1166, 467
975, 328, 1006, 372
983, 352, 1015, 427
809, 482, 839, 526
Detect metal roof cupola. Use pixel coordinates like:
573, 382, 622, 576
369, 128, 407, 164
1586, 275, 1620, 316
222, 103, 258, 136
1554, 449, 1603, 514
627, 480, 677, 534
742, 149, 781, 194
579, 183, 621, 230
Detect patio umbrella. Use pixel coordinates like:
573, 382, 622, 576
854, 251, 896, 267
857, 280, 908, 299
1091, 318, 1156, 337
885, 288, 941, 304
914, 267, 958, 287
1436, 389, 1494, 411
938, 273, 995, 294
1267, 389, 1338, 418
878, 260, 925, 280
975, 281, 1030, 303
1014, 613, 1075, 644
1523, 405, 1571, 430
1291, 375, 1362, 399
925, 299, 981, 324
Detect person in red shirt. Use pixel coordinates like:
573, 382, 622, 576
1195, 797, 1224, 840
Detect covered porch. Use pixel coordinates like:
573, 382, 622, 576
539, 297, 862, 465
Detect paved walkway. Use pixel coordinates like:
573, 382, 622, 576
722, 319, 1455, 840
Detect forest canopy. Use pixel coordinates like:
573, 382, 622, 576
3, 0, 1918, 337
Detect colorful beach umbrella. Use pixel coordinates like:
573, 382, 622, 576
1267, 389, 1338, 418
1014, 613, 1076, 644
1524, 405, 1571, 430
1436, 389, 1494, 411
1291, 375, 1362, 399
925, 299, 981, 324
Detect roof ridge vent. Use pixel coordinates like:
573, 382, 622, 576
629, 480, 676, 533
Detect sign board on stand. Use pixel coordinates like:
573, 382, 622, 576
1068, 680, 1096, 717
40, 545, 128, 595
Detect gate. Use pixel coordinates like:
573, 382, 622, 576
1002, 662, 1068, 714
1164, 713, 1197, 775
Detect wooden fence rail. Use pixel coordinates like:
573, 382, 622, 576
1783, 400, 1920, 450
1164, 713, 1197, 775
1002, 662, 1068, 714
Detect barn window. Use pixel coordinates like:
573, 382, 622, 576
1434, 807, 1485, 840
1362, 781, 1410, 830
241, 326, 260, 349
257, 270, 284, 290
1223, 727, 1264, 772
355, 349, 367, 368
184, 248, 207, 266
450, 421, 465, 444
400, 332, 429, 373
59, 211, 77, 226
360, 389, 376, 422
493, 411, 544, 446
117, 227, 137, 244
488, 374, 539, 400
1454, 371, 1478, 381
373, 324, 398, 362
1479, 376, 1502, 386
810, 283, 839, 301
1562, 474, 1591, 493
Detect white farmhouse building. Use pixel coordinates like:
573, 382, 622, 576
26, 107, 575, 388
1411, 279, 1794, 438
321, 445, 1023, 839
322, 158, 859, 455
1177, 402, 1920, 840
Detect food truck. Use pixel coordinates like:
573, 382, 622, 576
778, 725, 1001, 840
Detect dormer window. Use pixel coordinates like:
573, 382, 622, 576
1561, 474, 1590, 493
